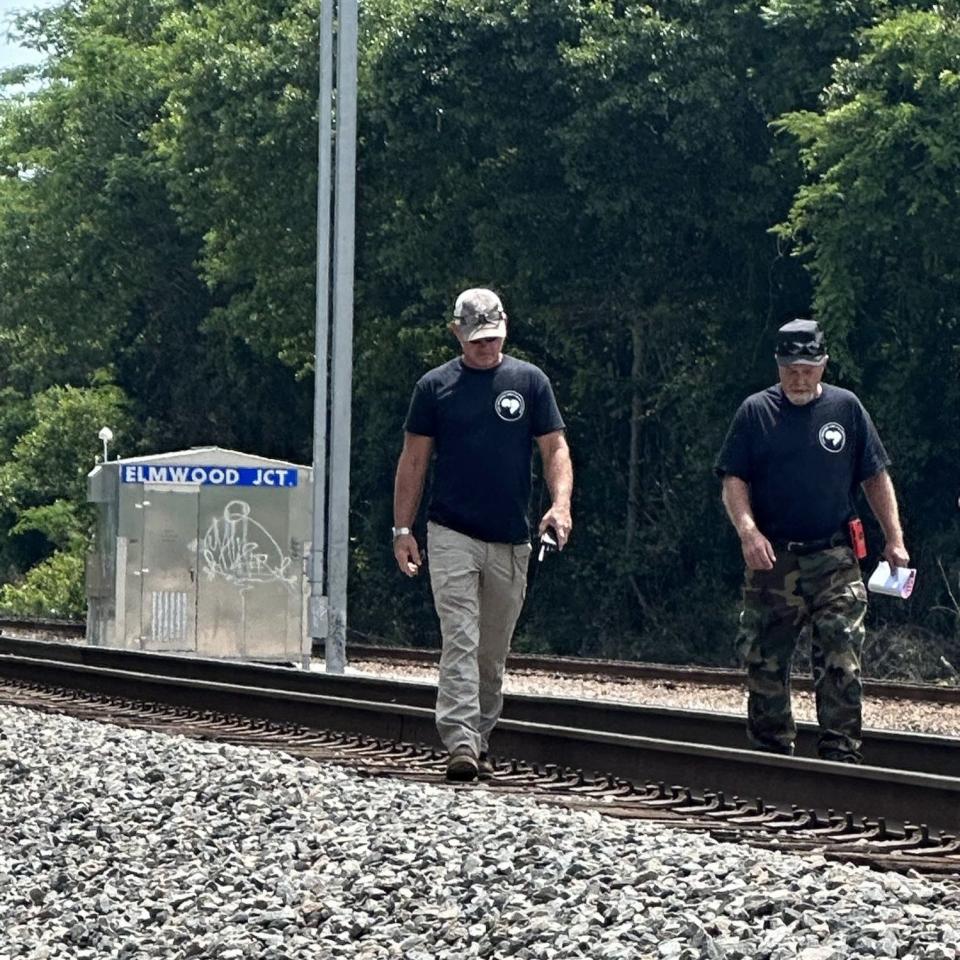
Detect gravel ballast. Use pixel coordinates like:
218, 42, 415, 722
1, 704, 958, 960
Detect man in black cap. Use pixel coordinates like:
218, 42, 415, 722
715, 319, 908, 762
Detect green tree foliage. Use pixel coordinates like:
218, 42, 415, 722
0, 384, 130, 509
151, 0, 322, 370
0, 548, 85, 618
0, 0, 312, 612
0, 0, 188, 390
0, 0, 954, 673
776, 5, 960, 642
0, 0, 309, 452
0, 384, 131, 613
350, 0, 891, 657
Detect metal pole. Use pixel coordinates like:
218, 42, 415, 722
309, 0, 335, 668
325, 0, 358, 674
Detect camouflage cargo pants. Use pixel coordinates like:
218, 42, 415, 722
735, 545, 868, 762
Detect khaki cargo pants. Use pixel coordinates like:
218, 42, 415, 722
427, 521, 531, 755
736, 545, 868, 761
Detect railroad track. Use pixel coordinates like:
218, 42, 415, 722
2, 615, 957, 703
1, 637, 958, 877
0, 635, 956, 776
348, 643, 960, 704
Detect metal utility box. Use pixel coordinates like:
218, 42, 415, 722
86, 447, 312, 664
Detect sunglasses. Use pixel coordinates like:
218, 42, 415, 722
456, 313, 501, 329
776, 341, 825, 358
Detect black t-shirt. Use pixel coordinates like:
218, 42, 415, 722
714, 383, 890, 542
404, 355, 565, 543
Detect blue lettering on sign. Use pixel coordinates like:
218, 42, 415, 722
120, 465, 298, 487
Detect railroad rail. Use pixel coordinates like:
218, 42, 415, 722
348, 643, 960, 704
1, 641, 958, 876
2, 616, 957, 703
1, 635, 957, 777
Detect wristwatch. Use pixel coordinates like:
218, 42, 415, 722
391, 526, 412, 539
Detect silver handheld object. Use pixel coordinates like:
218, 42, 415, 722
537, 529, 558, 562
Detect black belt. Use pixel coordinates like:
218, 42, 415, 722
779, 530, 849, 556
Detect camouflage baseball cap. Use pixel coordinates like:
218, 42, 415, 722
775, 319, 826, 365
452, 288, 507, 341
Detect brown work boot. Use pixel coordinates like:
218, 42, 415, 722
446, 745, 478, 782
477, 752, 495, 780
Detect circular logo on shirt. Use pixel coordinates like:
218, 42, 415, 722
495, 390, 525, 422
819, 422, 846, 453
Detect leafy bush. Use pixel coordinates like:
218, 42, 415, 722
0, 548, 85, 619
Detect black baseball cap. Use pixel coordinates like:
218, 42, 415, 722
775, 319, 826, 365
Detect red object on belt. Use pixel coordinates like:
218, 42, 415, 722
848, 517, 867, 559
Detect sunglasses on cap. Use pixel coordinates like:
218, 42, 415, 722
776, 340, 825, 359
455, 311, 503, 331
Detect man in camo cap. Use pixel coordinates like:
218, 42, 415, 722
392, 288, 573, 782
715, 319, 908, 763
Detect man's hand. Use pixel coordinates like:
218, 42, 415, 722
539, 506, 572, 550
721, 476, 774, 571
393, 533, 422, 577
740, 529, 776, 571
883, 541, 910, 568
535, 431, 573, 550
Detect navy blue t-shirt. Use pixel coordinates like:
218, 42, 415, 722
404, 355, 565, 543
714, 384, 890, 542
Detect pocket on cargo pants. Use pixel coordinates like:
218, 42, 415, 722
735, 606, 762, 666
513, 541, 532, 603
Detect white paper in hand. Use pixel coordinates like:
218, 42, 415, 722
867, 561, 916, 600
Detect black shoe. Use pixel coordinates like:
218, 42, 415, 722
446, 745, 478, 782
754, 742, 795, 757
820, 751, 862, 764
477, 752, 495, 780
